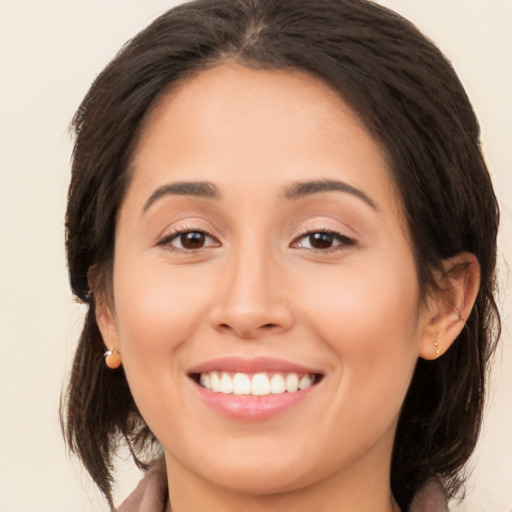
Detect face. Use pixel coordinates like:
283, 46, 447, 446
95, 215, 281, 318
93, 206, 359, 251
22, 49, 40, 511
98, 63, 433, 496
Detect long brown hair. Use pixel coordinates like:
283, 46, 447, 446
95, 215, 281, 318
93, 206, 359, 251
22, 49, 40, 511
62, 0, 500, 509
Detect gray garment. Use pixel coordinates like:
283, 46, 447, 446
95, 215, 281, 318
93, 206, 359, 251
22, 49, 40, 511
118, 462, 449, 512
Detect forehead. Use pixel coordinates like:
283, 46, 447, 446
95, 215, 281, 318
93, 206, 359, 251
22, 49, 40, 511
138, 63, 370, 152
128, 62, 401, 217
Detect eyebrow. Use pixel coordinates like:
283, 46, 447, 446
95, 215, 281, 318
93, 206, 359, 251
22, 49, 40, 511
284, 179, 378, 210
142, 178, 378, 213
142, 181, 220, 213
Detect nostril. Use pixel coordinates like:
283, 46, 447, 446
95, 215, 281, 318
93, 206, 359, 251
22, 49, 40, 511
217, 322, 277, 332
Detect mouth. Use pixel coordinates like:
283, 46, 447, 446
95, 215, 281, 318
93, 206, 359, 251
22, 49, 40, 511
189, 371, 324, 396
187, 357, 325, 420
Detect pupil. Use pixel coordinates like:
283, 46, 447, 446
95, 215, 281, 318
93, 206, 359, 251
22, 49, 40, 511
181, 232, 205, 249
310, 232, 333, 249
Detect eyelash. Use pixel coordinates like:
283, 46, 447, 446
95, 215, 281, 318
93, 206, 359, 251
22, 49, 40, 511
291, 229, 356, 253
157, 227, 220, 251
157, 227, 356, 253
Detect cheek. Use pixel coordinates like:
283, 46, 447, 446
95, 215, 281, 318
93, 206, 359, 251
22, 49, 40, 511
301, 257, 421, 337
290, 259, 422, 457
297, 257, 422, 396
110, 260, 220, 436
112, 259, 214, 375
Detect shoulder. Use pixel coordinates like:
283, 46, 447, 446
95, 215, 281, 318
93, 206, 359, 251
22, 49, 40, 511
117, 461, 168, 512
409, 478, 450, 512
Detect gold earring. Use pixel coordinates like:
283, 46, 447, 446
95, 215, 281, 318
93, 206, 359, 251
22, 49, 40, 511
434, 342, 440, 357
104, 348, 122, 369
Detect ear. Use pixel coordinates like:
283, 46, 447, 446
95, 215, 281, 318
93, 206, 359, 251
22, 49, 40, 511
88, 266, 119, 352
419, 252, 480, 360
94, 295, 119, 352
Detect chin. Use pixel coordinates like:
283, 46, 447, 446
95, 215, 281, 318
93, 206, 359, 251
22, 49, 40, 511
167, 439, 320, 495
203, 463, 312, 495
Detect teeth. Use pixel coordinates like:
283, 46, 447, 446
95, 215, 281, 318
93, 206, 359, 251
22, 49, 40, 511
220, 372, 233, 394
251, 373, 270, 395
299, 374, 313, 390
233, 373, 251, 395
203, 373, 211, 390
211, 372, 221, 392
197, 371, 316, 396
285, 373, 299, 393
270, 374, 286, 394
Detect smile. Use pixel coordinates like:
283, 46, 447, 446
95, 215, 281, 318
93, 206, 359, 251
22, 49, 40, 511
187, 357, 325, 420
195, 371, 320, 396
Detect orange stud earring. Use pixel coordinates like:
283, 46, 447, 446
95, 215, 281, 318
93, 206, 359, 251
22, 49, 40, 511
104, 348, 122, 369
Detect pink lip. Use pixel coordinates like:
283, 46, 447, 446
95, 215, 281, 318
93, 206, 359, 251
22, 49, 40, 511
187, 356, 322, 375
193, 384, 317, 421
187, 357, 323, 422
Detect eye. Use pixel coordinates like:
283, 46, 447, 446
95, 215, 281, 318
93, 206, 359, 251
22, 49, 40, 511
292, 231, 355, 251
158, 229, 220, 250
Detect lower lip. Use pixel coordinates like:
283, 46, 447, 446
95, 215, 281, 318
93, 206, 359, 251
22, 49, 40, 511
192, 381, 318, 421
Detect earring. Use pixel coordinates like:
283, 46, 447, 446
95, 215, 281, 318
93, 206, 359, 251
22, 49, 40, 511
104, 348, 122, 369
434, 342, 440, 357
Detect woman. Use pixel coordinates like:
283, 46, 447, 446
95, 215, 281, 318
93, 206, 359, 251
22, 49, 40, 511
61, 0, 500, 510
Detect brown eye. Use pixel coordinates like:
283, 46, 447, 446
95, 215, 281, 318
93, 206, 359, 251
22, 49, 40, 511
293, 231, 355, 251
180, 231, 206, 249
308, 232, 335, 249
160, 230, 220, 251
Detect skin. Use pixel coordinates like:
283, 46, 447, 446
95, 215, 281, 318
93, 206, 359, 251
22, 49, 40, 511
96, 63, 478, 511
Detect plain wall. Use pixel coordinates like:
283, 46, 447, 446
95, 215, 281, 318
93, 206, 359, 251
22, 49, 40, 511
0, 1, 510, 511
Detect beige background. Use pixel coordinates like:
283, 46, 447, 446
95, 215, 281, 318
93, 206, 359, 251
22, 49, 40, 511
0, 1, 510, 510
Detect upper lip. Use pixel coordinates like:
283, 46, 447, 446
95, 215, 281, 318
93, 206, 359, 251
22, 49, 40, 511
187, 356, 324, 376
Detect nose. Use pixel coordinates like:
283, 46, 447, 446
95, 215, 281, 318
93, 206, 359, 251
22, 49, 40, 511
209, 246, 295, 339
